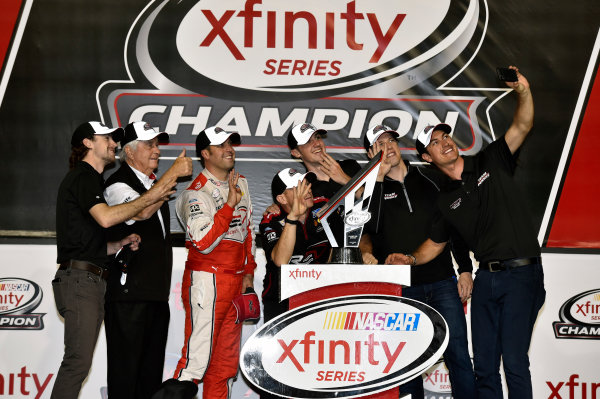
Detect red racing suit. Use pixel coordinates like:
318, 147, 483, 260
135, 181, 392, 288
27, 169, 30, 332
173, 168, 256, 399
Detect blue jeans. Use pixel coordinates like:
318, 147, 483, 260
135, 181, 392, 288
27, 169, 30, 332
399, 277, 476, 399
471, 263, 545, 399
51, 268, 106, 399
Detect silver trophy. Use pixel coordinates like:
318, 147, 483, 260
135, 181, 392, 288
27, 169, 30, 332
316, 152, 382, 264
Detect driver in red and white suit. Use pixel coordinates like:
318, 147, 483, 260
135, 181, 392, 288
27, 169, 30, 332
153, 126, 255, 399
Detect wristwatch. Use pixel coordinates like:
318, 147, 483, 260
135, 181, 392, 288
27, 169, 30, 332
406, 254, 417, 266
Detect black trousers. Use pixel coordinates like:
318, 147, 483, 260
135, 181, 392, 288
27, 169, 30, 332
105, 301, 170, 399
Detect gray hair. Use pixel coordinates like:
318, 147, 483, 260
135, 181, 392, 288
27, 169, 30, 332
118, 140, 139, 162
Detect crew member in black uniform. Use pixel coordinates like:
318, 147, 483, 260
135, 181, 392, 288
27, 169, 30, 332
52, 121, 186, 399
361, 125, 476, 399
399, 67, 544, 399
103, 121, 192, 398
260, 168, 330, 323
287, 122, 361, 200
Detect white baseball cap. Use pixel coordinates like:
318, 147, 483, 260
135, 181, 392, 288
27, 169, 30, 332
287, 123, 327, 148
364, 124, 399, 148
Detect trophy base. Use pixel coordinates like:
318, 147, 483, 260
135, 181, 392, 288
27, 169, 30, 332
327, 247, 363, 265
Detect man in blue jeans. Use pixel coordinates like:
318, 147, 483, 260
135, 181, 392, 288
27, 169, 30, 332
361, 125, 476, 399
398, 67, 545, 398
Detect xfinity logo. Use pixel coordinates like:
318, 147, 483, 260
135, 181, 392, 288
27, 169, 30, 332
177, 0, 452, 90
276, 331, 406, 373
240, 295, 448, 398
546, 374, 599, 399
100, 0, 485, 98
196, 0, 404, 63
423, 360, 453, 398
553, 289, 600, 339
288, 268, 322, 280
344, 210, 371, 226
0, 278, 45, 330
0, 367, 54, 398
98, 0, 493, 161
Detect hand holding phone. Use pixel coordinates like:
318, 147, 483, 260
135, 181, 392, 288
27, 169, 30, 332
496, 67, 518, 82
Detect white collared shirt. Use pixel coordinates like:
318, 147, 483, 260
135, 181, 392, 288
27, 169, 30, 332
104, 164, 166, 238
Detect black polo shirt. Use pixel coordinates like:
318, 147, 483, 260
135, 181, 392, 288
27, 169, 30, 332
56, 161, 108, 268
365, 164, 472, 285
430, 138, 540, 263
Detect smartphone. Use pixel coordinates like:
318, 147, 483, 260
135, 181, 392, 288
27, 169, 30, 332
496, 67, 518, 82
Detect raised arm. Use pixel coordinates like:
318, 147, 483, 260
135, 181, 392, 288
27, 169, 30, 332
90, 180, 176, 228
503, 66, 534, 154
271, 180, 309, 266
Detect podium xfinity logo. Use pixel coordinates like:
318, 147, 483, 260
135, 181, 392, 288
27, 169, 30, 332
0, 278, 45, 330
553, 289, 600, 339
241, 295, 448, 398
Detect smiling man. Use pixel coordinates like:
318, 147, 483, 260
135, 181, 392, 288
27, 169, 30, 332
103, 121, 192, 399
397, 67, 545, 399
288, 122, 361, 200
153, 126, 256, 399
361, 124, 476, 399
52, 121, 187, 399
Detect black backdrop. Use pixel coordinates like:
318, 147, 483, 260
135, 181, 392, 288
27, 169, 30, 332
0, 0, 598, 245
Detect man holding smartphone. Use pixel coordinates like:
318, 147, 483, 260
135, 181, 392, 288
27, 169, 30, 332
394, 67, 545, 399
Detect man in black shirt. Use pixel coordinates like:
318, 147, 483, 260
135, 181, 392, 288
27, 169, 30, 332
260, 168, 330, 324
287, 122, 361, 200
52, 121, 190, 399
362, 125, 476, 399
398, 67, 545, 399
103, 121, 192, 398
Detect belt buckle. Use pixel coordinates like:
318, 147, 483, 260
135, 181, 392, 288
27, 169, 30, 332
488, 261, 503, 272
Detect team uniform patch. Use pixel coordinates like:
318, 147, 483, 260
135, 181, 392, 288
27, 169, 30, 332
477, 171, 490, 186
450, 198, 462, 210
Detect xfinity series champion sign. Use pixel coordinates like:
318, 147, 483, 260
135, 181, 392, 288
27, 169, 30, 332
97, 0, 497, 222
241, 295, 448, 398
98, 0, 490, 152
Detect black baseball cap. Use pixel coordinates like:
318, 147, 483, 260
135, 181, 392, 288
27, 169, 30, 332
71, 121, 124, 146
